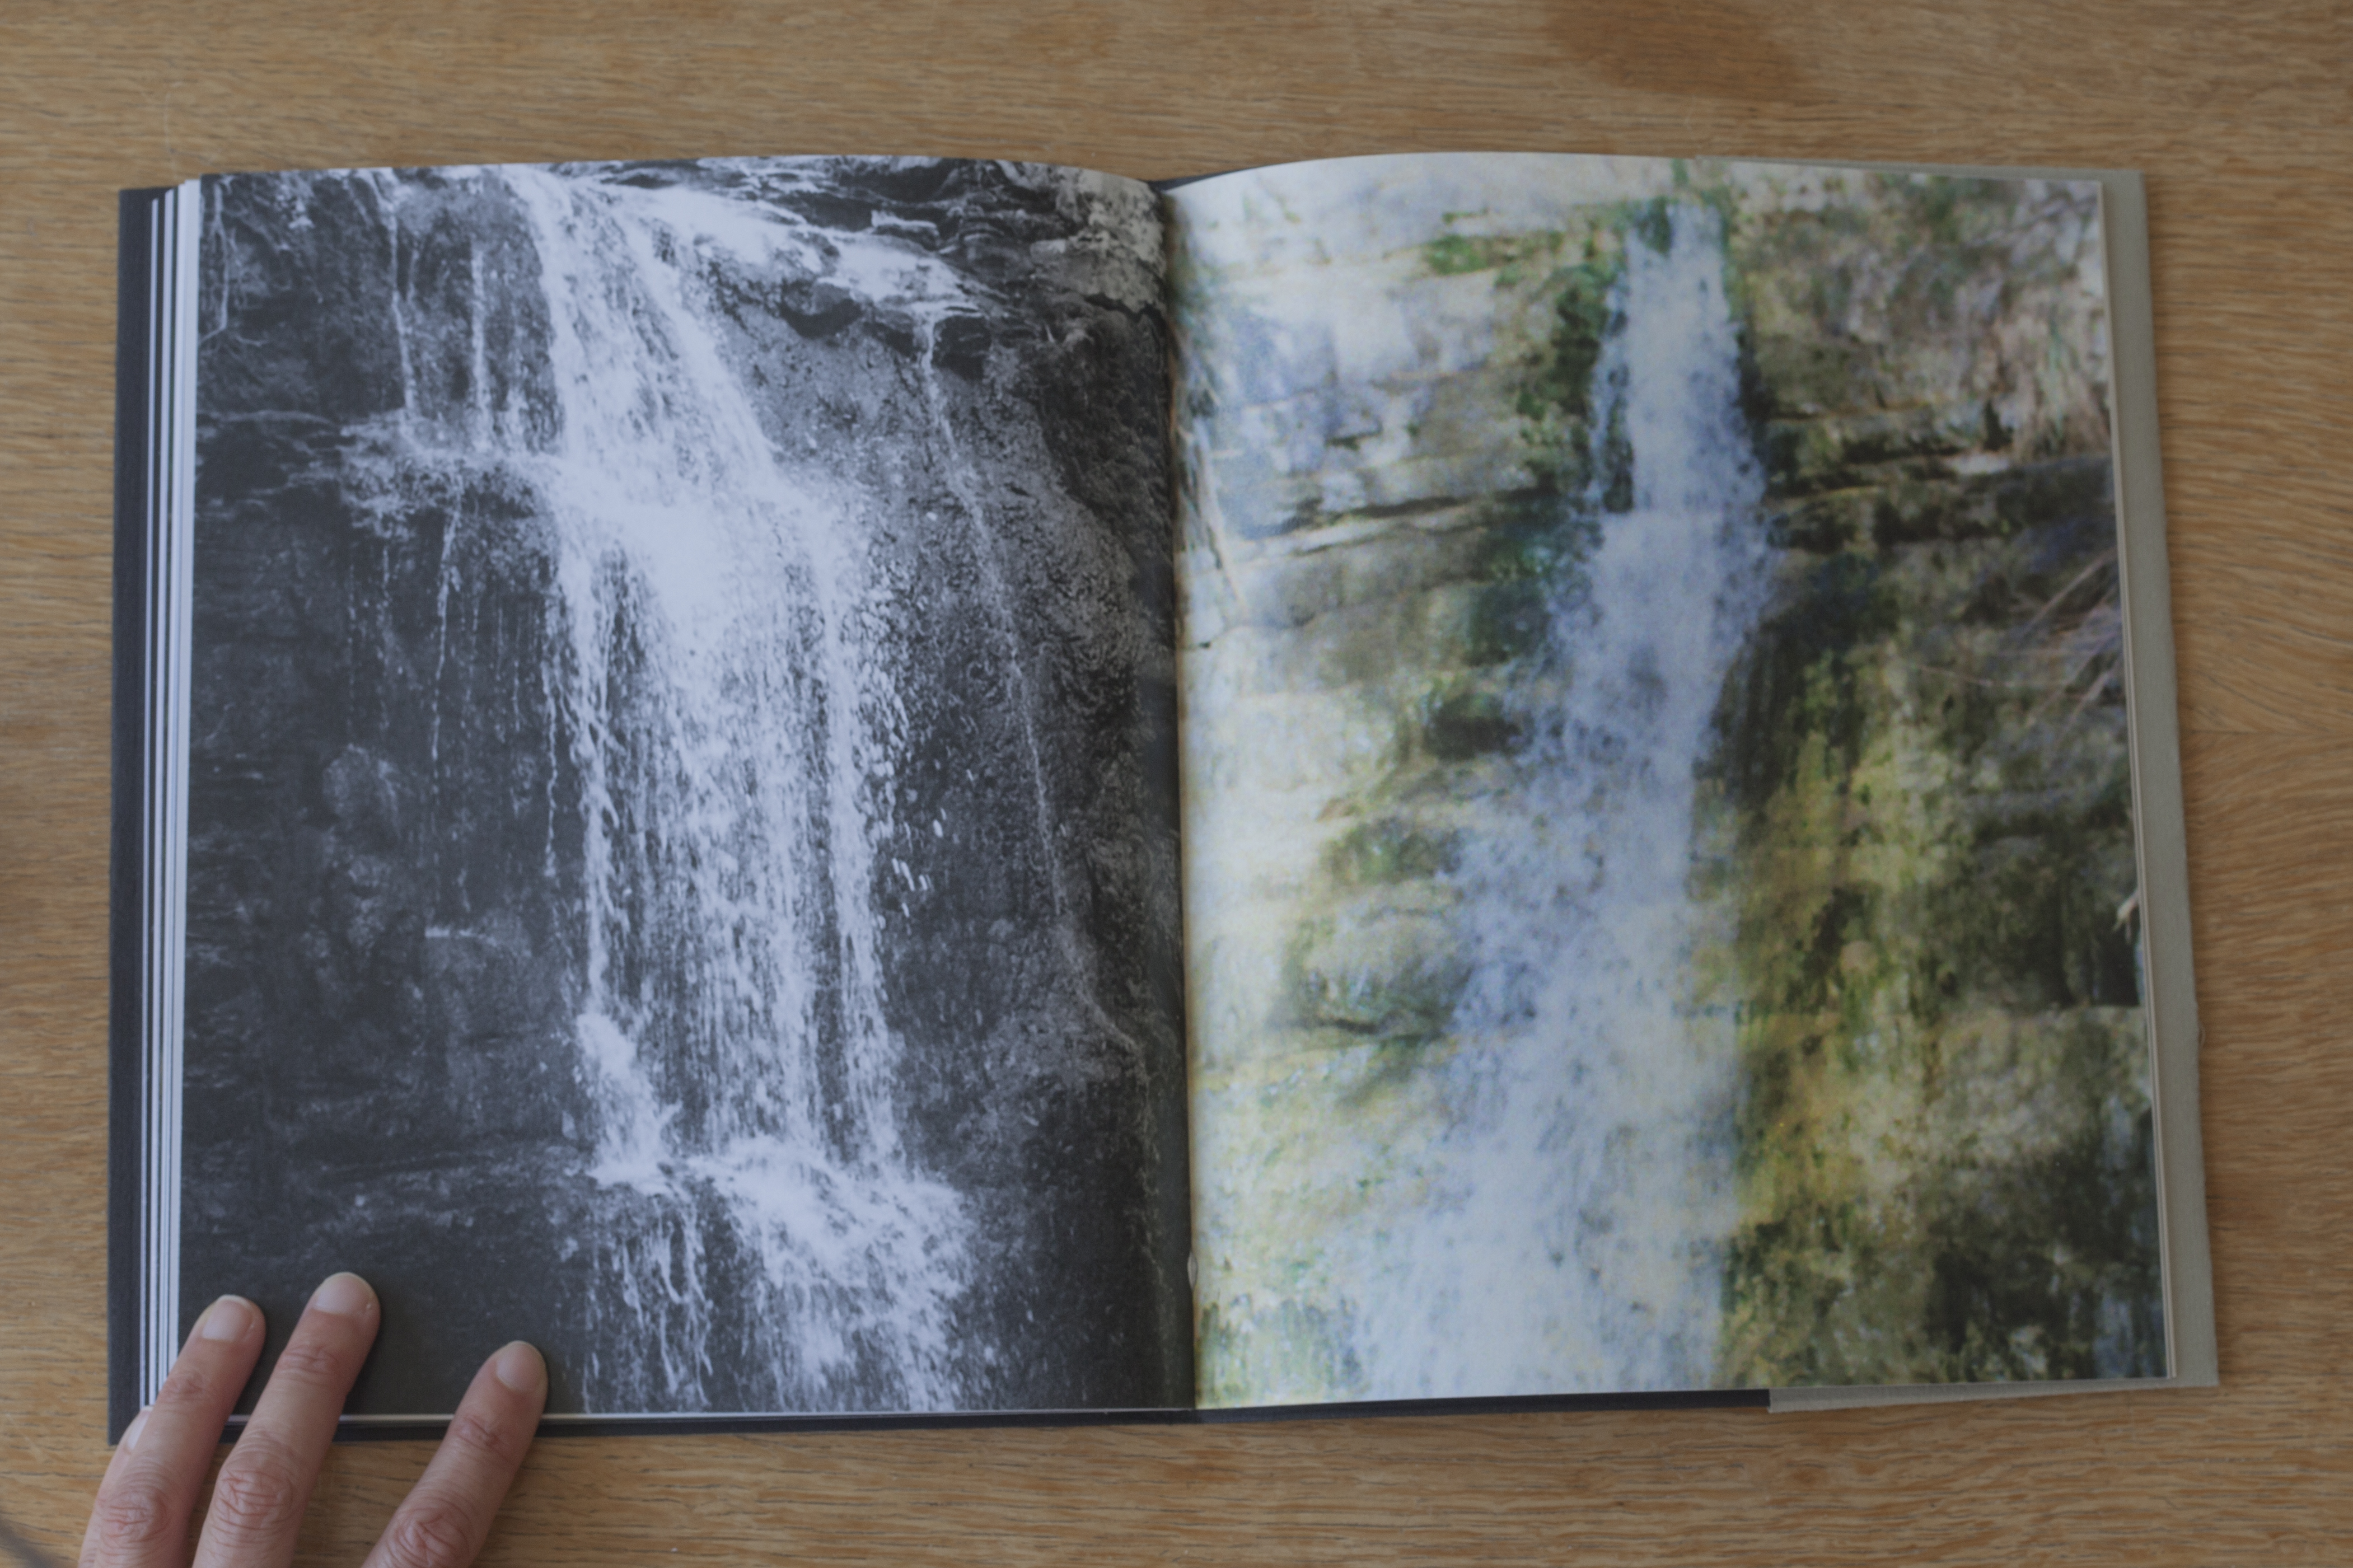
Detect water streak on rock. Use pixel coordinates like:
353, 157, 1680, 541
380, 167, 983, 1412
1344, 204, 1767, 1397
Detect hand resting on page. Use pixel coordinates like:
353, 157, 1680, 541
82, 1273, 544, 1568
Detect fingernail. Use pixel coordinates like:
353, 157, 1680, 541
310, 1272, 376, 1319
492, 1341, 544, 1394
121, 1408, 150, 1452
200, 1295, 256, 1341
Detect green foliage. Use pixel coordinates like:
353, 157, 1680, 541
1195, 1298, 1365, 1407
1627, 195, 1675, 256
1322, 819, 1461, 886
1517, 245, 1622, 428
1423, 230, 1561, 280
1418, 678, 1521, 761
1718, 1007, 2161, 1386
1694, 168, 2155, 1387
1706, 489, 2158, 1386
1457, 493, 1599, 663
1462, 579, 1550, 666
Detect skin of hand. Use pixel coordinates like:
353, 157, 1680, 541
80, 1274, 546, 1568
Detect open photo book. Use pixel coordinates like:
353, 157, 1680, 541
110, 150, 2213, 1436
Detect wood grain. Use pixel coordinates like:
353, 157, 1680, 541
4, 1, 2349, 1561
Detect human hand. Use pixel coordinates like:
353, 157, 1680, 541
81, 1274, 545, 1567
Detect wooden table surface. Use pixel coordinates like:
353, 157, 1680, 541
4, 2, 2349, 1561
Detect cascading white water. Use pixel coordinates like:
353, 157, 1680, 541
382, 167, 980, 1412
1337, 204, 1769, 1397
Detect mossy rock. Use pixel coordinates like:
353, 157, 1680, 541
1282, 891, 1470, 1041
1321, 818, 1462, 886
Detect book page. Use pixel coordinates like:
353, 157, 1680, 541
172, 157, 1190, 1419
1168, 154, 2163, 1406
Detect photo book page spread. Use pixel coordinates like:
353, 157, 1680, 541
111, 150, 2210, 1435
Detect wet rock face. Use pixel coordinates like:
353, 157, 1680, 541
1713, 178, 2157, 1386
179, 160, 1187, 1415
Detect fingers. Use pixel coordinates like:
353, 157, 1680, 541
189, 1272, 382, 1568
81, 1294, 264, 1568
361, 1342, 545, 1568
83, 1279, 542, 1568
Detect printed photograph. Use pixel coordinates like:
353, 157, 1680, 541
1171, 154, 2162, 1405
179, 156, 1191, 1416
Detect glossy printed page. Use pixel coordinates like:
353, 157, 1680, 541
176, 157, 1190, 1419
1169, 153, 2161, 1406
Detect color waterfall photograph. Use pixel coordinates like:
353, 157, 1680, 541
1170, 155, 2163, 1405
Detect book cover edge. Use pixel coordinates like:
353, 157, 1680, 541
2094, 168, 2217, 1392
1768, 1375, 2209, 1413
109, 185, 169, 1447
292, 1386, 1767, 1441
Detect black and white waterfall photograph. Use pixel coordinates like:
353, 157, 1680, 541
178, 156, 1191, 1416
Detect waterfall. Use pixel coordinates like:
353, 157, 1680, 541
354, 167, 976, 1412
1341, 204, 1767, 1397
513, 170, 976, 1411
